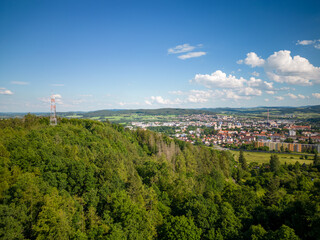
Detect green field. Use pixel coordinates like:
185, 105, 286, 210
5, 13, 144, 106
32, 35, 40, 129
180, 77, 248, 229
103, 114, 179, 123
65, 114, 83, 118
230, 150, 314, 165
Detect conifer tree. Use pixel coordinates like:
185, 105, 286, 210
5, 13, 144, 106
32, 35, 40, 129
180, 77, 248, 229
238, 150, 247, 170
314, 153, 320, 166
270, 154, 280, 172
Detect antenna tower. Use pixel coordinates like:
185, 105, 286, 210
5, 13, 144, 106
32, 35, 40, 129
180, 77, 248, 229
267, 108, 269, 125
50, 95, 57, 125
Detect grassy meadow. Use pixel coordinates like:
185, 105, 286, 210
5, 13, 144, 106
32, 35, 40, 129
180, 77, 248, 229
230, 150, 314, 165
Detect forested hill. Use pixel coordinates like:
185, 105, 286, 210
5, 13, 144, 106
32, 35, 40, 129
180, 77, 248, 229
1, 105, 319, 119
62, 105, 320, 117
0, 115, 319, 239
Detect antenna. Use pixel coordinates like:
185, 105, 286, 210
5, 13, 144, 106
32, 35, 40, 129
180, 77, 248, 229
267, 108, 269, 125
50, 94, 57, 125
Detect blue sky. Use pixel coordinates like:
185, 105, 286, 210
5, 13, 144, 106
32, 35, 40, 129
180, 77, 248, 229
0, 0, 320, 112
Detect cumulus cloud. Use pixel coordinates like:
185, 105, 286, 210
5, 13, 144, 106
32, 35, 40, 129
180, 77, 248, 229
238, 52, 265, 67
312, 93, 320, 99
165, 86, 264, 104
224, 90, 251, 100
247, 77, 273, 90
238, 87, 262, 96
265, 98, 269, 102
266, 91, 275, 95
275, 96, 284, 101
178, 51, 206, 60
0, 88, 13, 95
265, 50, 320, 85
151, 96, 170, 104
192, 70, 246, 89
11, 81, 29, 85
239, 50, 320, 85
187, 90, 213, 103
147, 96, 182, 105
168, 44, 196, 54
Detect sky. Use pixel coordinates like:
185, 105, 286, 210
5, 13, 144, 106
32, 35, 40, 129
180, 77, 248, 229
0, 0, 320, 112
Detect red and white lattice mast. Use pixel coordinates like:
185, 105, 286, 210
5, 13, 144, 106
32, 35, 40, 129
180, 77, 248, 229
50, 95, 57, 125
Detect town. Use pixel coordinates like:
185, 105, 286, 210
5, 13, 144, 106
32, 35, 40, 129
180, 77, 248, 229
128, 113, 320, 154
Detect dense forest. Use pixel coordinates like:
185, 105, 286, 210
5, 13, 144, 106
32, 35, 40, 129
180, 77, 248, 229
0, 115, 319, 239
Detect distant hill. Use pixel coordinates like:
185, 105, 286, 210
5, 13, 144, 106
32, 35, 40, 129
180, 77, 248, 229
202, 105, 320, 114
79, 108, 213, 117
1, 105, 319, 119
64, 105, 320, 118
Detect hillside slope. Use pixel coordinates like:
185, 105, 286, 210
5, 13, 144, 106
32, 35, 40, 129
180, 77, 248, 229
0, 115, 319, 239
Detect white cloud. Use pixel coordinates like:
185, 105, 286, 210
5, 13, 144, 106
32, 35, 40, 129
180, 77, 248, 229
296, 39, 320, 49
247, 77, 273, 90
151, 96, 170, 104
297, 94, 306, 99
52, 94, 62, 99
296, 40, 316, 45
238, 87, 262, 96
168, 44, 196, 54
192, 70, 246, 89
148, 96, 182, 105
286, 93, 298, 99
265, 50, 320, 85
224, 90, 250, 100
237, 59, 243, 64
0, 88, 13, 95
187, 90, 213, 103
266, 91, 275, 95
251, 71, 260, 77
11, 81, 29, 85
168, 43, 206, 60
277, 87, 292, 91
40, 94, 63, 105
265, 98, 269, 102
312, 93, 320, 99
242, 52, 265, 67
178, 51, 206, 60
275, 96, 284, 101
151, 87, 261, 105
240, 50, 320, 86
